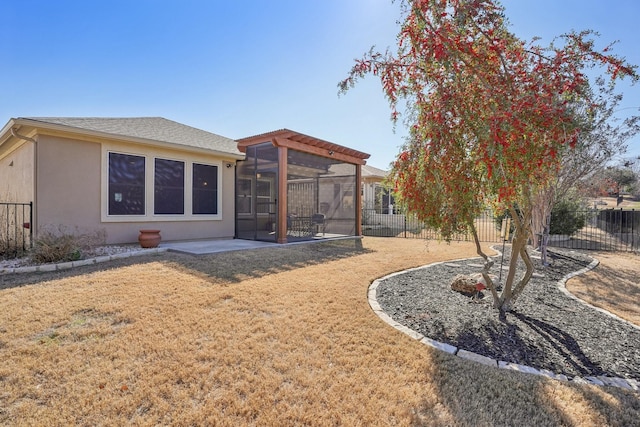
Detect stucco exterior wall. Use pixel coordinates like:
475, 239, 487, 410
36, 135, 102, 234
362, 181, 378, 210
0, 141, 34, 202
35, 135, 237, 245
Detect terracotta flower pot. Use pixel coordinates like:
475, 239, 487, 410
138, 229, 161, 248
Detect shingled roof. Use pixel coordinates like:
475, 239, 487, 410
324, 163, 389, 178
8, 117, 244, 158
361, 164, 388, 178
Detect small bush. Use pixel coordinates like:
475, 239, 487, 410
30, 226, 106, 264
549, 199, 587, 236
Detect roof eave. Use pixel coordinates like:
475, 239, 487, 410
0, 118, 18, 147
8, 118, 245, 160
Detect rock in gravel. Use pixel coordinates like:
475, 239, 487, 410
450, 273, 498, 295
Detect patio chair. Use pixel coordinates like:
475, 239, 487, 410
311, 213, 326, 236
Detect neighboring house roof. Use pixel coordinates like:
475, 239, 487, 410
322, 163, 389, 179
324, 163, 358, 177
361, 164, 388, 179
1, 117, 244, 159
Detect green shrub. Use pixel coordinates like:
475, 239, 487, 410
549, 199, 586, 236
493, 199, 586, 237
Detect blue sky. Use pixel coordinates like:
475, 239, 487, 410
2, 0, 639, 170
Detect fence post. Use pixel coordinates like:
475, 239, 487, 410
404, 212, 407, 238
632, 209, 635, 251
29, 201, 33, 249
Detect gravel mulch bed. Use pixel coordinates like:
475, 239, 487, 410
0, 245, 149, 270
376, 246, 640, 380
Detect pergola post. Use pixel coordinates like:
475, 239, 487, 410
276, 145, 288, 244
355, 164, 363, 237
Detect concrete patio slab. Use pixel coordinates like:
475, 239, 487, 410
159, 238, 277, 255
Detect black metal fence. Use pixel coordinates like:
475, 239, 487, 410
1, 202, 33, 259
549, 208, 639, 252
362, 208, 501, 242
362, 208, 640, 252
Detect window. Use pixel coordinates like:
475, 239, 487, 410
382, 188, 396, 214
256, 179, 273, 214
105, 150, 222, 221
237, 178, 252, 214
154, 159, 185, 214
192, 163, 218, 215
108, 152, 145, 215
375, 185, 396, 214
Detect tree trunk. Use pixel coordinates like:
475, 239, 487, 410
471, 225, 500, 306
539, 210, 552, 266
495, 206, 535, 312
531, 187, 555, 255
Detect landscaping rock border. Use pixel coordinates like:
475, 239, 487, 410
0, 247, 167, 275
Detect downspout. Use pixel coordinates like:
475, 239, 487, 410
10, 127, 37, 145
10, 127, 38, 237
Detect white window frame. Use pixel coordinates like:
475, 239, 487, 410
101, 147, 223, 222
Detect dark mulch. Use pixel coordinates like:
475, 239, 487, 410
376, 246, 640, 380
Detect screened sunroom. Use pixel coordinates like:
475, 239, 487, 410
235, 130, 370, 243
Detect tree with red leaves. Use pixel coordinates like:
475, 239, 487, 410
340, 0, 638, 312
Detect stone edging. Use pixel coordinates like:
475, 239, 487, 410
0, 248, 168, 275
556, 258, 640, 332
367, 255, 640, 392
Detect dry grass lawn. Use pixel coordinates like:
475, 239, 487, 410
1, 237, 639, 426
565, 251, 640, 326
